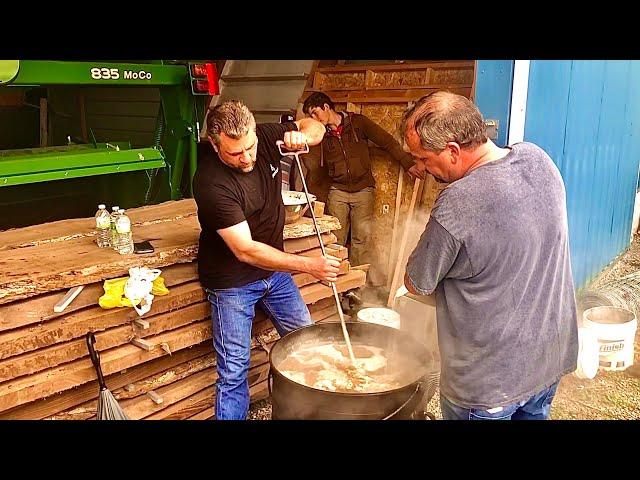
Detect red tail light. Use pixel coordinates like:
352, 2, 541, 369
190, 62, 220, 96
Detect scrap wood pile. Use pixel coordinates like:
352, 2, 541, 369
0, 199, 365, 420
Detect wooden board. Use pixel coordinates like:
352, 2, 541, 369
0, 199, 197, 251
283, 215, 341, 239
0, 343, 212, 420
0, 262, 199, 332
0, 320, 212, 412
0, 281, 206, 360
283, 233, 336, 254
0, 302, 210, 382
298, 245, 348, 260
292, 260, 349, 288
186, 406, 215, 420
299, 269, 366, 305
0, 215, 201, 305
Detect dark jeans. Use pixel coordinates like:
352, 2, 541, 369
206, 271, 312, 420
440, 381, 560, 420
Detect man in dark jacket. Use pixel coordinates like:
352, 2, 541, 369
302, 92, 421, 287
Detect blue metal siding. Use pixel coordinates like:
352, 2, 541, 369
475, 60, 514, 147
524, 60, 640, 288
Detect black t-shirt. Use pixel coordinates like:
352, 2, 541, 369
193, 122, 298, 290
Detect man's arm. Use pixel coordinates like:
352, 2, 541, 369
217, 221, 340, 282
358, 115, 415, 171
403, 217, 468, 295
293, 117, 326, 146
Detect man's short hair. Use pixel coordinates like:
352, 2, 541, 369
400, 91, 488, 152
206, 100, 256, 145
303, 92, 335, 115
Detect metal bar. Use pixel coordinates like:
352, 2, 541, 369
277, 141, 357, 365
8, 61, 188, 86
0, 148, 164, 175
0, 160, 166, 187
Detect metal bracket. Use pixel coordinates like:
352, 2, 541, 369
484, 119, 499, 140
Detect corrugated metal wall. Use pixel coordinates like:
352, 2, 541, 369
475, 60, 514, 147
524, 60, 640, 288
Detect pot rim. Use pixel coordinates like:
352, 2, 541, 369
268, 321, 434, 397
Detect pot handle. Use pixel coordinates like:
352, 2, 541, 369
382, 382, 421, 420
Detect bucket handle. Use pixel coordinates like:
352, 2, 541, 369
382, 382, 421, 420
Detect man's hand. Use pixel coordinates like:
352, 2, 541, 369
284, 130, 308, 151
305, 254, 341, 283
408, 163, 427, 180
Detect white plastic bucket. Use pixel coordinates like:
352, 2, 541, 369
582, 306, 637, 372
357, 307, 401, 330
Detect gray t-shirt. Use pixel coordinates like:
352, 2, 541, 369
406, 142, 578, 409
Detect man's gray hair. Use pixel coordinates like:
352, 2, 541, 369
399, 91, 487, 152
206, 100, 256, 145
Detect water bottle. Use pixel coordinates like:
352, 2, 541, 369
115, 209, 134, 255
109, 206, 120, 248
94, 204, 111, 248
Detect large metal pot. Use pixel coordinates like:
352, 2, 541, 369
282, 190, 316, 225
269, 322, 438, 420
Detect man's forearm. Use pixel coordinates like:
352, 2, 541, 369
237, 240, 310, 273
296, 118, 326, 146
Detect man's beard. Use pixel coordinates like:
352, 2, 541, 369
236, 160, 256, 173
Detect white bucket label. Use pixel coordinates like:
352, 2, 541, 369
599, 340, 625, 353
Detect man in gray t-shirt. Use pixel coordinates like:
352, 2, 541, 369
400, 92, 578, 420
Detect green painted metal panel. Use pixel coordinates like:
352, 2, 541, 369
9, 61, 188, 86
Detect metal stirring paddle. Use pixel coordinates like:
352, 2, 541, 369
276, 140, 357, 365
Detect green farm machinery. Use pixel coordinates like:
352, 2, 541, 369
0, 60, 218, 228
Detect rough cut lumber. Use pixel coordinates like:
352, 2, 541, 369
48, 347, 270, 420
0, 262, 199, 332
187, 407, 214, 420
147, 386, 214, 420
292, 260, 349, 289
0, 210, 341, 305
0, 215, 201, 305
0, 281, 206, 360
0, 320, 212, 412
283, 232, 336, 253
0, 301, 209, 382
310, 305, 338, 322
0, 199, 197, 251
299, 270, 366, 305
298, 245, 348, 260
283, 215, 341, 239
0, 343, 211, 420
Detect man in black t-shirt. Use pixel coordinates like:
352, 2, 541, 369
193, 100, 338, 420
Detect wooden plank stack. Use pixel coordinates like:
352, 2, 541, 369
0, 198, 365, 420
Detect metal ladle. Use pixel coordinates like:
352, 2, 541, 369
276, 140, 357, 365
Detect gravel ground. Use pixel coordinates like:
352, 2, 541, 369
249, 236, 640, 420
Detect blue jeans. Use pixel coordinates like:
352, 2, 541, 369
440, 381, 560, 420
206, 271, 312, 420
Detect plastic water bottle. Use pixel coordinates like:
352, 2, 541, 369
115, 209, 134, 255
94, 204, 111, 248
109, 206, 120, 248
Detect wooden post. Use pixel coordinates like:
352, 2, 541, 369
387, 178, 423, 307
387, 165, 405, 289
